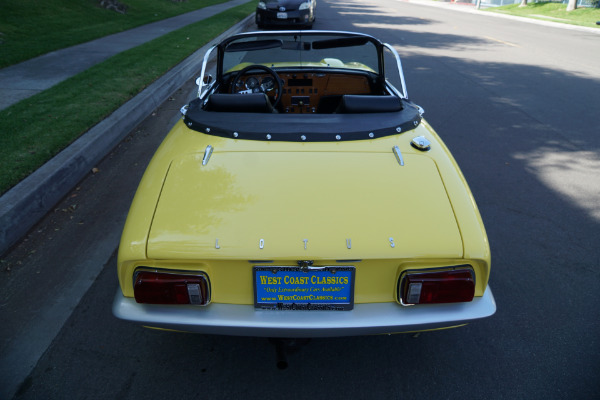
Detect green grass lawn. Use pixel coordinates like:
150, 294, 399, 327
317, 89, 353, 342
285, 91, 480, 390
485, 2, 600, 28
0, 1, 256, 195
0, 0, 231, 68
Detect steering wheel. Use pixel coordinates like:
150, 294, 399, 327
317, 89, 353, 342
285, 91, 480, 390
230, 64, 282, 109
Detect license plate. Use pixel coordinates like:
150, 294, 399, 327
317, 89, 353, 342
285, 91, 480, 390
277, 12, 287, 19
254, 266, 355, 310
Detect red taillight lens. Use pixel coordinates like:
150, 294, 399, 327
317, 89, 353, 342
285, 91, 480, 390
399, 268, 475, 305
134, 270, 210, 305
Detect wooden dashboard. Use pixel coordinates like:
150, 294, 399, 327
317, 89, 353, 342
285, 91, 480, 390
233, 72, 373, 113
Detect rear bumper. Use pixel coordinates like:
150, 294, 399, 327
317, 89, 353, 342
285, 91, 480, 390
113, 287, 495, 337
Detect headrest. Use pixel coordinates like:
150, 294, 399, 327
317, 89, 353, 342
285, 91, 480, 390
337, 95, 403, 113
204, 93, 274, 113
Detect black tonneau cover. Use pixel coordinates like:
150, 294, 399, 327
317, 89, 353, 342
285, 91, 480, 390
184, 97, 422, 142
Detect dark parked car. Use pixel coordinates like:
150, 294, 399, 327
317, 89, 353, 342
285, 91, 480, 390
256, 0, 316, 29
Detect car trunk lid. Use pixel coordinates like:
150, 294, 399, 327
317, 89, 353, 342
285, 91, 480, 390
147, 150, 463, 260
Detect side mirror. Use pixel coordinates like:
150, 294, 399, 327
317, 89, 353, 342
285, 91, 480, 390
196, 75, 213, 86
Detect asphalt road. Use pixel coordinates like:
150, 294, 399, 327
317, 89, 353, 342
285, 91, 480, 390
2, 0, 600, 399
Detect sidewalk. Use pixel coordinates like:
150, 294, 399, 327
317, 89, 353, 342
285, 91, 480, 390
0, 0, 251, 111
401, 0, 600, 34
0, 0, 255, 256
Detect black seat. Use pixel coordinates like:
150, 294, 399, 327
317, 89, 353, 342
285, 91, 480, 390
204, 93, 274, 113
336, 95, 403, 114
316, 95, 343, 114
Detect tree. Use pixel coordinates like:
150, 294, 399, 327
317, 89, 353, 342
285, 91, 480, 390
566, 0, 577, 11
519, 0, 527, 7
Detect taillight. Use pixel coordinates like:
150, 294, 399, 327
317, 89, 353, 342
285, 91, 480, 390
399, 267, 475, 305
133, 270, 210, 305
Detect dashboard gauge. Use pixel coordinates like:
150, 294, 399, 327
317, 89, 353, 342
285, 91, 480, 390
234, 80, 245, 92
245, 76, 260, 90
261, 77, 275, 92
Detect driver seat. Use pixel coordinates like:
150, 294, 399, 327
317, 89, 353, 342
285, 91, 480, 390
204, 93, 274, 113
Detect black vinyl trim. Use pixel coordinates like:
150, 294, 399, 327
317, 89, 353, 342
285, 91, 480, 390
183, 98, 422, 142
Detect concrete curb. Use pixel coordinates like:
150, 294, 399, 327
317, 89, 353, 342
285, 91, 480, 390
0, 14, 255, 256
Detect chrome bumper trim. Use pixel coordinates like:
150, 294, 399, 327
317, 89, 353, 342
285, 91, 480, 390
113, 287, 495, 338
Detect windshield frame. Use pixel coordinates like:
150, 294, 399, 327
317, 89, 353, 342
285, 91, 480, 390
194, 30, 410, 101
217, 30, 385, 84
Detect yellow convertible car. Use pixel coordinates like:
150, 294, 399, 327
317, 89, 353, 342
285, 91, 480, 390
113, 30, 496, 337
